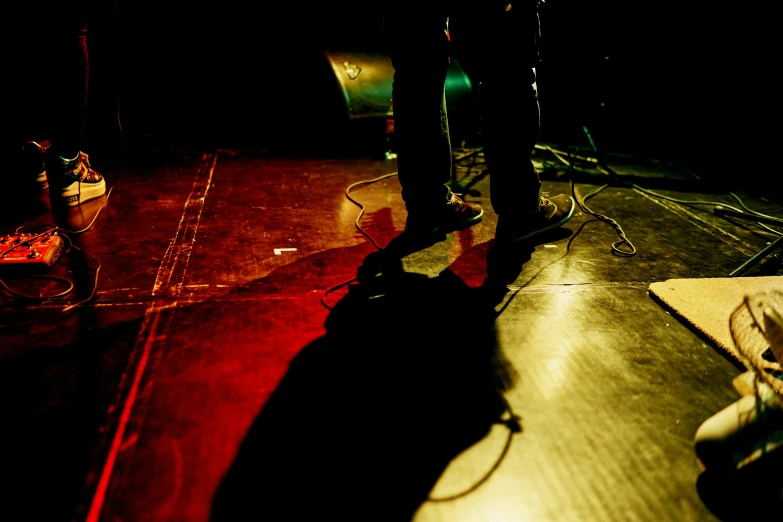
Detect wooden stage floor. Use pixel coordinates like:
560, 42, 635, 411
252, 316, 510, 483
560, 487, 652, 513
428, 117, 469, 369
1, 141, 781, 522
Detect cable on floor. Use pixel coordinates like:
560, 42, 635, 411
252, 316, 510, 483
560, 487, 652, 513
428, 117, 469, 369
322, 155, 530, 497
322, 146, 497, 309
541, 144, 637, 256
0, 174, 117, 326
321, 171, 400, 310
624, 181, 783, 238
427, 414, 519, 502
542, 140, 783, 254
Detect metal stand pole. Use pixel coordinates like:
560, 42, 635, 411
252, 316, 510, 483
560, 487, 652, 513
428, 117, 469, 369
714, 206, 783, 277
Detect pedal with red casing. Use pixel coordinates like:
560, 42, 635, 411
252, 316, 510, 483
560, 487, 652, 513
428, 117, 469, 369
0, 231, 64, 268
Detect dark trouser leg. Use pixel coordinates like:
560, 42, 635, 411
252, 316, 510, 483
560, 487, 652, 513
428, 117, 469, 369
385, 7, 454, 213
482, 67, 541, 215
10, 0, 89, 159
450, 3, 542, 216
47, 4, 90, 159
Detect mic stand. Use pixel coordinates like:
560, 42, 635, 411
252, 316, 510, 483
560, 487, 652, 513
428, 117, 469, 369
714, 206, 783, 277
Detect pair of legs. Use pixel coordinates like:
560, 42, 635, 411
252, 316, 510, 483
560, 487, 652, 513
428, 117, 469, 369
12, 0, 90, 159
385, 2, 573, 240
9, 0, 105, 207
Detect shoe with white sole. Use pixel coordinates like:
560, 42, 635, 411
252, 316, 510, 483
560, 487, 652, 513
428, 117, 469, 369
48, 151, 106, 207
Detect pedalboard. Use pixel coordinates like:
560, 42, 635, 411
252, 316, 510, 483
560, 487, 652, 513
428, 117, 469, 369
0, 232, 64, 268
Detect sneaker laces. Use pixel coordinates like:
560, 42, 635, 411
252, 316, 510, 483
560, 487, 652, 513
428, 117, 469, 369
450, 193, 468, 210
538, 192, 555, 212
75, 152, 102, 183
79, 151, 91, 168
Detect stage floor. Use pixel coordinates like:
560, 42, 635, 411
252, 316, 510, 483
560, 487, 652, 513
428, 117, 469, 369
1, 142, 781, 522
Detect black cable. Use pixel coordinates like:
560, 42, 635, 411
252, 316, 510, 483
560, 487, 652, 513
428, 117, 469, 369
0, 230, 68, 298
323, 141, 623, 309
427, 417, 517, 502
568, 127, 638, 256
13, 163, 119, 237
543, 139, 783, 253
344, 172, 400, 250
497, 217, 603, 311
729, 192, 782, 223
0, 244, 102, 329
572, 125, 781, 235
323, 147, 494, 309
543, 145, 637, 256
321, 171, 400, 310
0, 275, 74, 299
324, 148, 492, 309
0, 172, 116, 318
616, 172, 783, 238
0, 229, 58, 259
451, 147, 488, 193
0, 238, 100, 304
322, 161, 532, 500
573, 178, 636, 256
3, 0, 124, 312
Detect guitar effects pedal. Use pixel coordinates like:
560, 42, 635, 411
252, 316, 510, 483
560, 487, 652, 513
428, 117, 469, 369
0, 231, 65, 268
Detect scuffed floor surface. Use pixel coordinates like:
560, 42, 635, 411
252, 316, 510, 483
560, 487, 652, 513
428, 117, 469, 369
1, 145, 782, 522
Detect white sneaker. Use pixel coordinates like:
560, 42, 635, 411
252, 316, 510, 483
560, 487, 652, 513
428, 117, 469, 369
49, 151, 106, 207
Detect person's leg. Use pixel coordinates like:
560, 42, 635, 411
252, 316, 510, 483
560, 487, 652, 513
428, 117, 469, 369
8, 3, 64, 194
46, 7, 89, 161
384, 2, 482, 234
452, 3, 542, 214
43, 0, 106, 207
9, 0, 90, 158
451, 2, 572, 242
386, 4, 451, 210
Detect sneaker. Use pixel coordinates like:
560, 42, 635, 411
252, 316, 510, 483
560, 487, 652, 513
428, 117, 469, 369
48, 151, 106, 207
404, 193, 483, 235
22, 140, 51, 190
495, 193, 575, 243
694, 388, 783, 473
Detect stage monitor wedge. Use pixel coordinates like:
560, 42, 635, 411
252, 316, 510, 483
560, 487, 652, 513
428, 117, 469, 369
323, 49, 477, 148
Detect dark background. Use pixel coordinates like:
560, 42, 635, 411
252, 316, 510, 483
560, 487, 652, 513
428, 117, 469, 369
85, 2, 776, 188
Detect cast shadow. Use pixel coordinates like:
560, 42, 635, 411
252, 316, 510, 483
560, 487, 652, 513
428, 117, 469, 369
480, 226, 575, 308
0, 297, 142, 521
1, 167, 118, 519
0, 165, 49, 228
211, 233, 523, 521
696, 466, 783, 520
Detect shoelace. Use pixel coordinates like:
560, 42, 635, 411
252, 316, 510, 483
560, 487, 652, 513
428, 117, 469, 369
451, 193, 468, 209
77, 152, 102, 182
539, 192, 554, 210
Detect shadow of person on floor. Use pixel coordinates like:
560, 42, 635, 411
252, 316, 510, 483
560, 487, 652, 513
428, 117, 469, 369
696, 456, 783, 520
0, 175, 116, 521
1, 151, 50, 228
479, 226, 575, 312
355, 225, 572, 311
0, 291, 141, 521
211, 232, 522, 521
